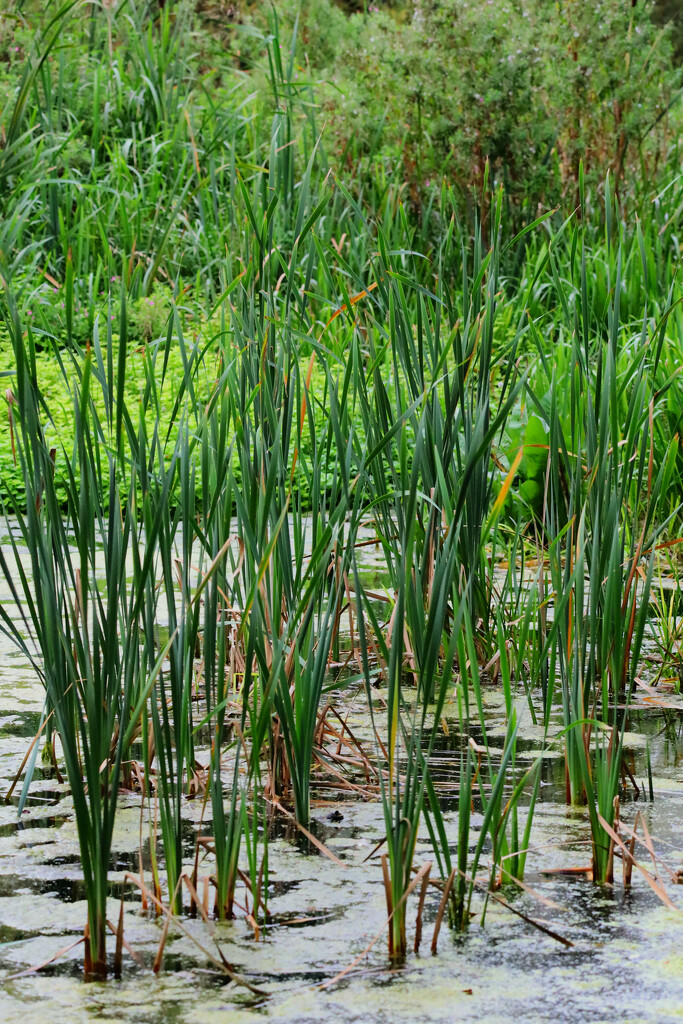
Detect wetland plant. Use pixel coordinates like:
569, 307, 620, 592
0, 298, 171, 975
354, 413, 466, 956
534, 188, 676, 880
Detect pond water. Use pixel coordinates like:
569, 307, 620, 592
0, 539, 682, 1023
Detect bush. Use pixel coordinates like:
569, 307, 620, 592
277, 0, 682, 225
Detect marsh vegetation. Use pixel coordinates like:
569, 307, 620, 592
0, 2, 682, 1019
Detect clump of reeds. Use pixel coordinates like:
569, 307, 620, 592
1, 0, 681, 979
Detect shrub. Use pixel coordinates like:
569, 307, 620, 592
277, 0, 681, 225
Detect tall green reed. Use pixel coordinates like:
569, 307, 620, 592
353, 410, 466, 956
0, 291, 173, 975
531, 182, 679, 880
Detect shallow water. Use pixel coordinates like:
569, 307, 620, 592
0, 537, 682, 1022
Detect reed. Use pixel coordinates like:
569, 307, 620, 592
2, 0, 683, 985
530, 179, 678, 880
0, 291, 173, 975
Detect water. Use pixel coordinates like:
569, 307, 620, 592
0, 538, 682, 1022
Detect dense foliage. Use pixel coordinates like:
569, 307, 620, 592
1, 0, 683, 985
1, 0, 683, 510
0, 1, 682, 292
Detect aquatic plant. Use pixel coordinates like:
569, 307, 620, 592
0, 294, 174, 975
532, 180, 678, 880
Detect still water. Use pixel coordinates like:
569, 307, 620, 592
0, 537, 682, 1023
